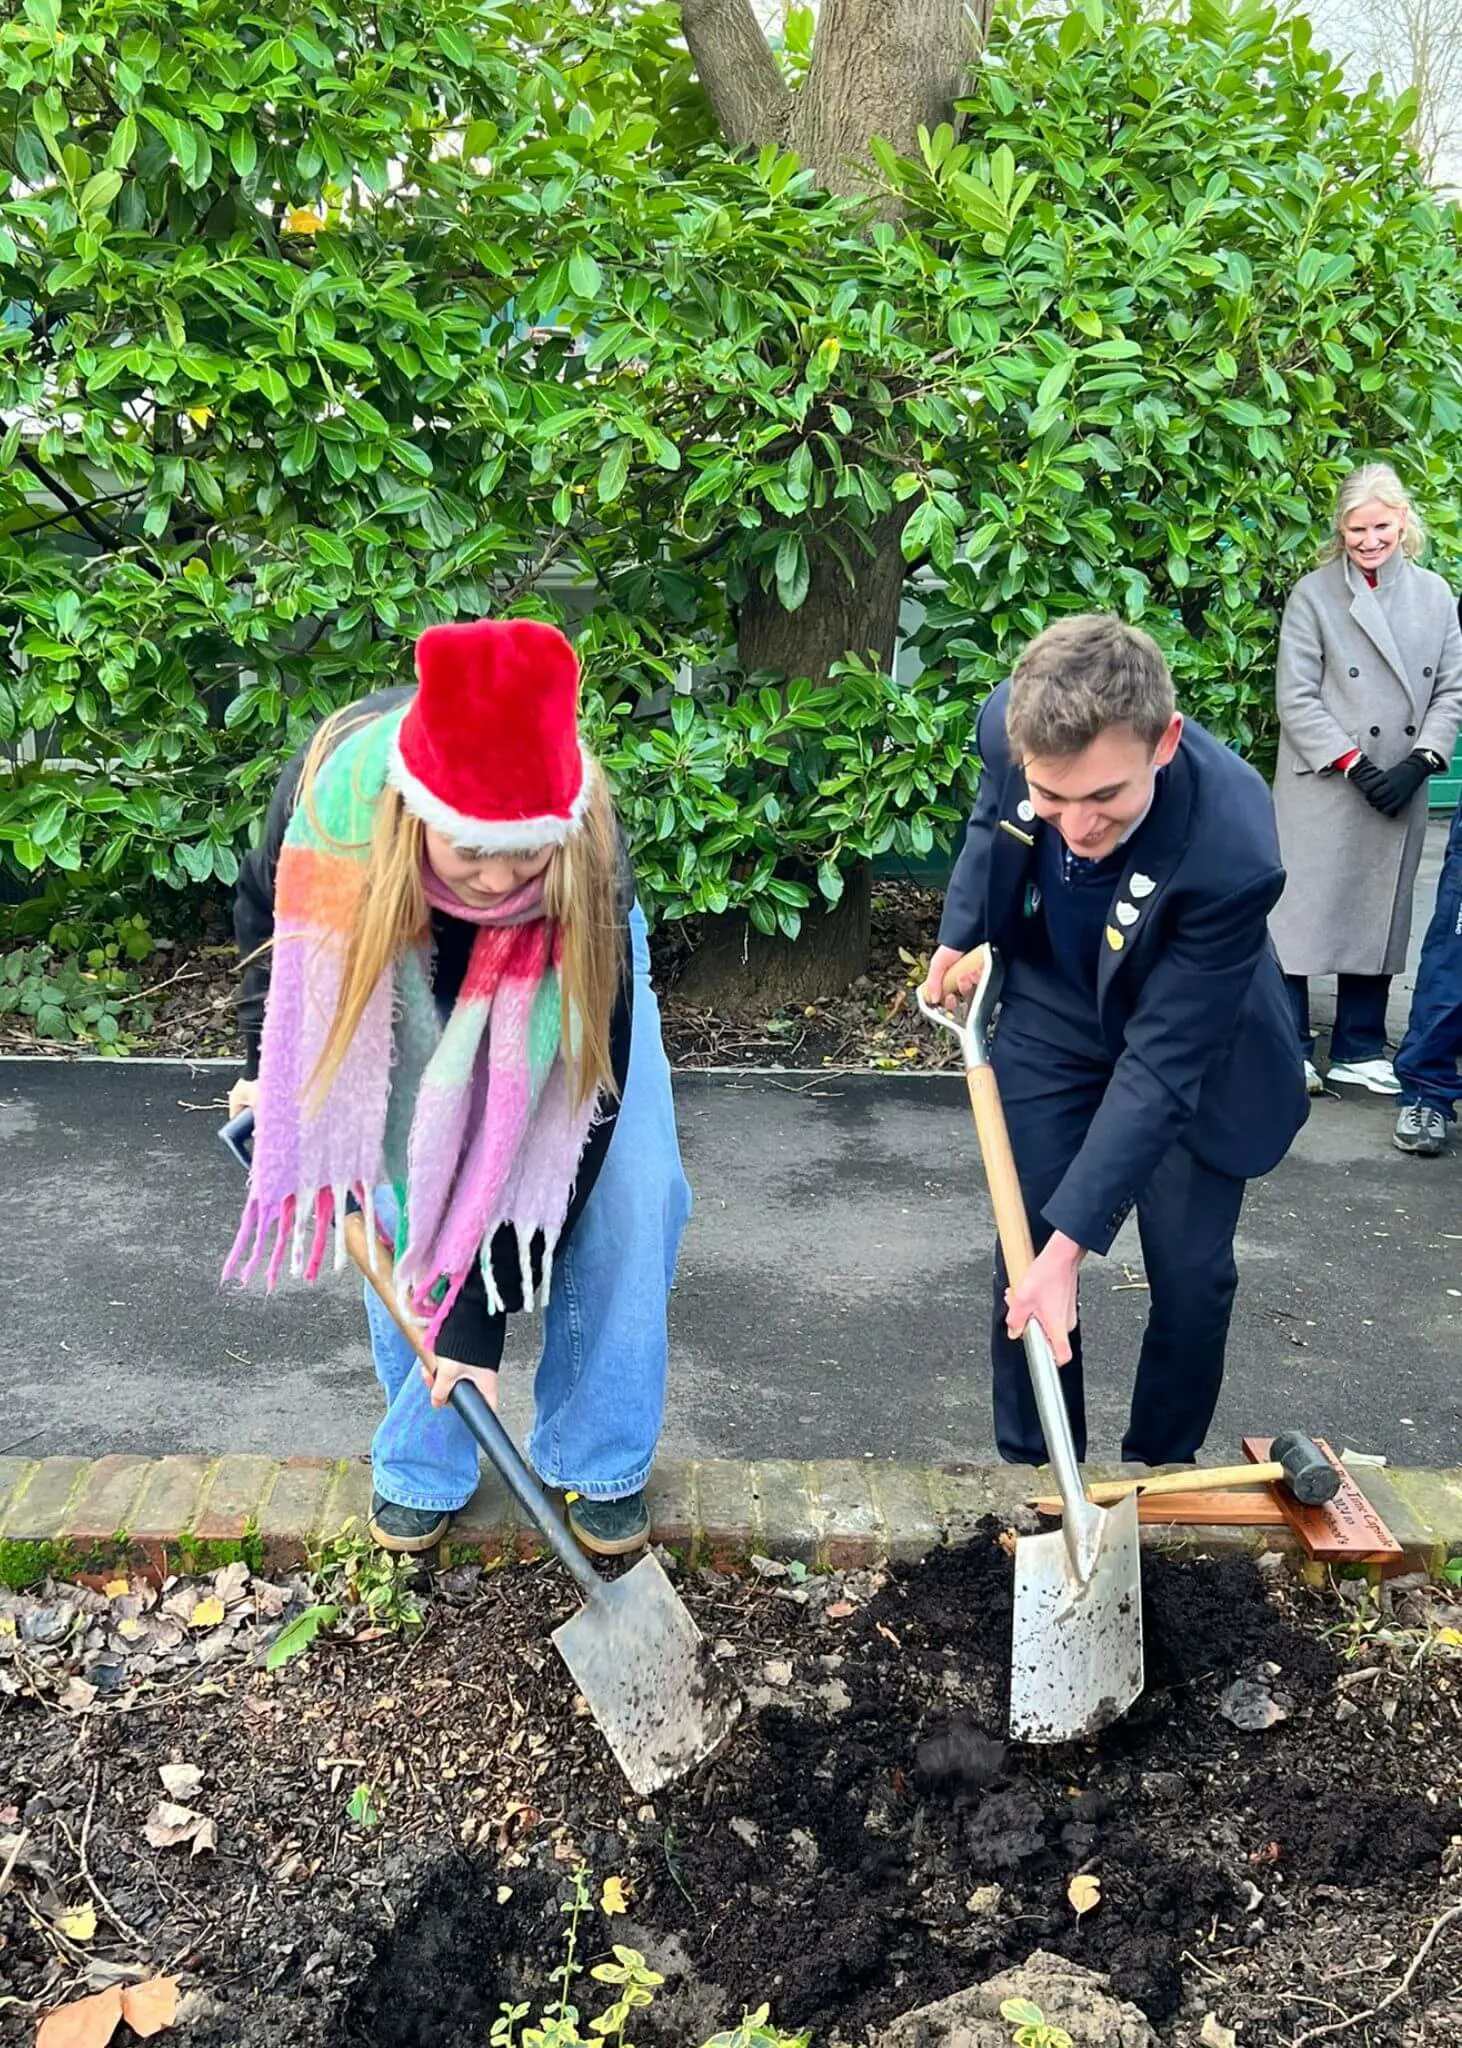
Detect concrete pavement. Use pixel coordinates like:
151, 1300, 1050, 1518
2, 1056, 1457, 1472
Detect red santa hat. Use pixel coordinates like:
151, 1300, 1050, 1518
388, 618, 591, 853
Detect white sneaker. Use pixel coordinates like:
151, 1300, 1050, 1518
1303, 1060, 1324, 1096
1326, 1057, 1401, 1095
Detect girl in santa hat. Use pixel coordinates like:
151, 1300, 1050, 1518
224, 618, 690, 1556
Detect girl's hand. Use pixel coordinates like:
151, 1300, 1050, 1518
420, 1355, 500, 1413
227, 1075, 259, 1121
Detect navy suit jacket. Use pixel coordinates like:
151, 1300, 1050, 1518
939, 682, 1309, 1254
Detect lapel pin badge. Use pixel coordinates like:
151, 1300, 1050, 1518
1130, 872, 1156, 898
1116, 901, 1139, 927
1105, 925, 1125, 951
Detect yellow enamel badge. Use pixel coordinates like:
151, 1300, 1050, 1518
1105, 925, 1124, 950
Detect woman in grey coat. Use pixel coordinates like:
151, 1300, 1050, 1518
1270, 464, 1462, 1095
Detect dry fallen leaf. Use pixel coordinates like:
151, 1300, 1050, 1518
102, 1580, 129, 1600
158, 1764, 202, 1801
1436, 1627, 1462, 1647
36, 1985, 124, 2048
825, 1600, 855, 1620
496, 1884, 514, 1904
1199, 2016, 1237, 2048
120, 1977, 179, 2038
212, 1561, 251, 1606
143, 1801, 212, 1852
188, 1597, 226, 1631
1067, 1873, 1101, 1919
57, 1904, 98, 1942
600, 1875, 628, 1916
875, 1623, 902, 1649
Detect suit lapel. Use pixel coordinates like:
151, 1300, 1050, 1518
1345, 560, 1421, 712
987, 767, 1039, 941
1096, 746, 1195, 1012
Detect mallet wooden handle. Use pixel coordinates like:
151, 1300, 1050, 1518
1033, 1462, 1284, 1511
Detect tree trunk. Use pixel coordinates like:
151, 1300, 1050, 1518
672, 859, 872, 1010
676, 0, 980, 1005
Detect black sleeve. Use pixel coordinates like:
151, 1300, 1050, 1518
938, 697, 1003, 952
1043, 870, 1287, 1253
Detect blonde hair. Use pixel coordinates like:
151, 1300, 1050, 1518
1319, 462, 1426, 564
296, 708, 624, 1114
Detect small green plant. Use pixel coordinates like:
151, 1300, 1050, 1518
346, 1782, 383, 1829
1442, 1557, 1462, 1588
265, 1601, 342, 1672
1000, 1999, 1074, 2048
319, 1521, 425, 1634
264, 1520, 423, 1673
0, 929, 155, 1052
491, 1865, 806, 2048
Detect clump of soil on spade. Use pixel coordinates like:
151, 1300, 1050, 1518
3, 1529, 1458, 2048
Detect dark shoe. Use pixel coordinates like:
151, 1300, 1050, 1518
368, 1491, 453, 1554
566, 1490, 650, 1558
1393, 1102, 1447, 1157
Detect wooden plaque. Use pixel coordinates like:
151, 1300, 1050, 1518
1241, 1437, 1402, 1565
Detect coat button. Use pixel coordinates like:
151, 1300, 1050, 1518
1406, 724, 1417, 736
1349, 666, 1359, 677
1424, 666, 1433, 677
1370, 726, 1381, 737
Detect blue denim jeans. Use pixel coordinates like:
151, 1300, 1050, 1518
1395, 799, 1462, 1119
366, 905, 691, 1510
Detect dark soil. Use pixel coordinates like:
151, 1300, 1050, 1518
2, 1535, 1460, 2048
1, 885, 958, 1073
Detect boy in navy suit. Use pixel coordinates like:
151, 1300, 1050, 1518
924, 615, 1308, 1466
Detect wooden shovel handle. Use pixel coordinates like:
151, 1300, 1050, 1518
939, 948, 986, 1000
341, 1210, 431, 1368
964, 1065, 1035, 1288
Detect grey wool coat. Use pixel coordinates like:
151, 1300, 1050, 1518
1268, 552, 1462, 977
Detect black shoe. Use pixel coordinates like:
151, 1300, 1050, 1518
1393, 1102, 1447, 1156
368, 1491, 453, 1554
566, 1490, 650, 1557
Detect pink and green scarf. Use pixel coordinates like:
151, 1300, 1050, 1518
225, 705, 598, 1345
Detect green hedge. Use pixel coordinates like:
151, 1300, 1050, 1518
4, 0, 1460, 942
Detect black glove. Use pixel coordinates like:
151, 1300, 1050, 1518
1344, 754, 1391, 810
1361, 750, 1434, 818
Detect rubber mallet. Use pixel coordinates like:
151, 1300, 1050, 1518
1036, 1432, 1341, 1511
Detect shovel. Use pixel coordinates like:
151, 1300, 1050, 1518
918, 948, 1144, 1743
219, 1108, 740, 1795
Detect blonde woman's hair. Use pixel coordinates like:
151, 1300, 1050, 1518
296, 708, 624, 1114
1319, 462, 1426, 564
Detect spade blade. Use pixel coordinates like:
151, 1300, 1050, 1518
1009, 1490, 1143, 1744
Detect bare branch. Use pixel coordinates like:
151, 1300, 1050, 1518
679, 0, 792, 149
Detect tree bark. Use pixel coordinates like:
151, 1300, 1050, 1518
676, 0, 981, 1003
795, 0, 974, 197
679, 0, 792, 149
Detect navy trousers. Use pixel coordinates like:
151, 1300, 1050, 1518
1394, 798, 1462, 1119
989, 1013, 1247, 1467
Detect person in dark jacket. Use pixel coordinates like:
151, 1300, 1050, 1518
923, 614, 1308, 1467
227, 618, 690, 1555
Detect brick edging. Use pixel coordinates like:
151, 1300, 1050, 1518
0, 1454, 1457, 1585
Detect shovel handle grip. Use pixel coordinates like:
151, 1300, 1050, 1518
339, 1214, 603, 1599
964, 1066, 1035, 1287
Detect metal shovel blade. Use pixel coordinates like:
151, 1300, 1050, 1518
1009, 1490, 1144, 1744
552, 1552, 742, 1796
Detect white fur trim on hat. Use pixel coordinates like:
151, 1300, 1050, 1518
387, 737, 593, 853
